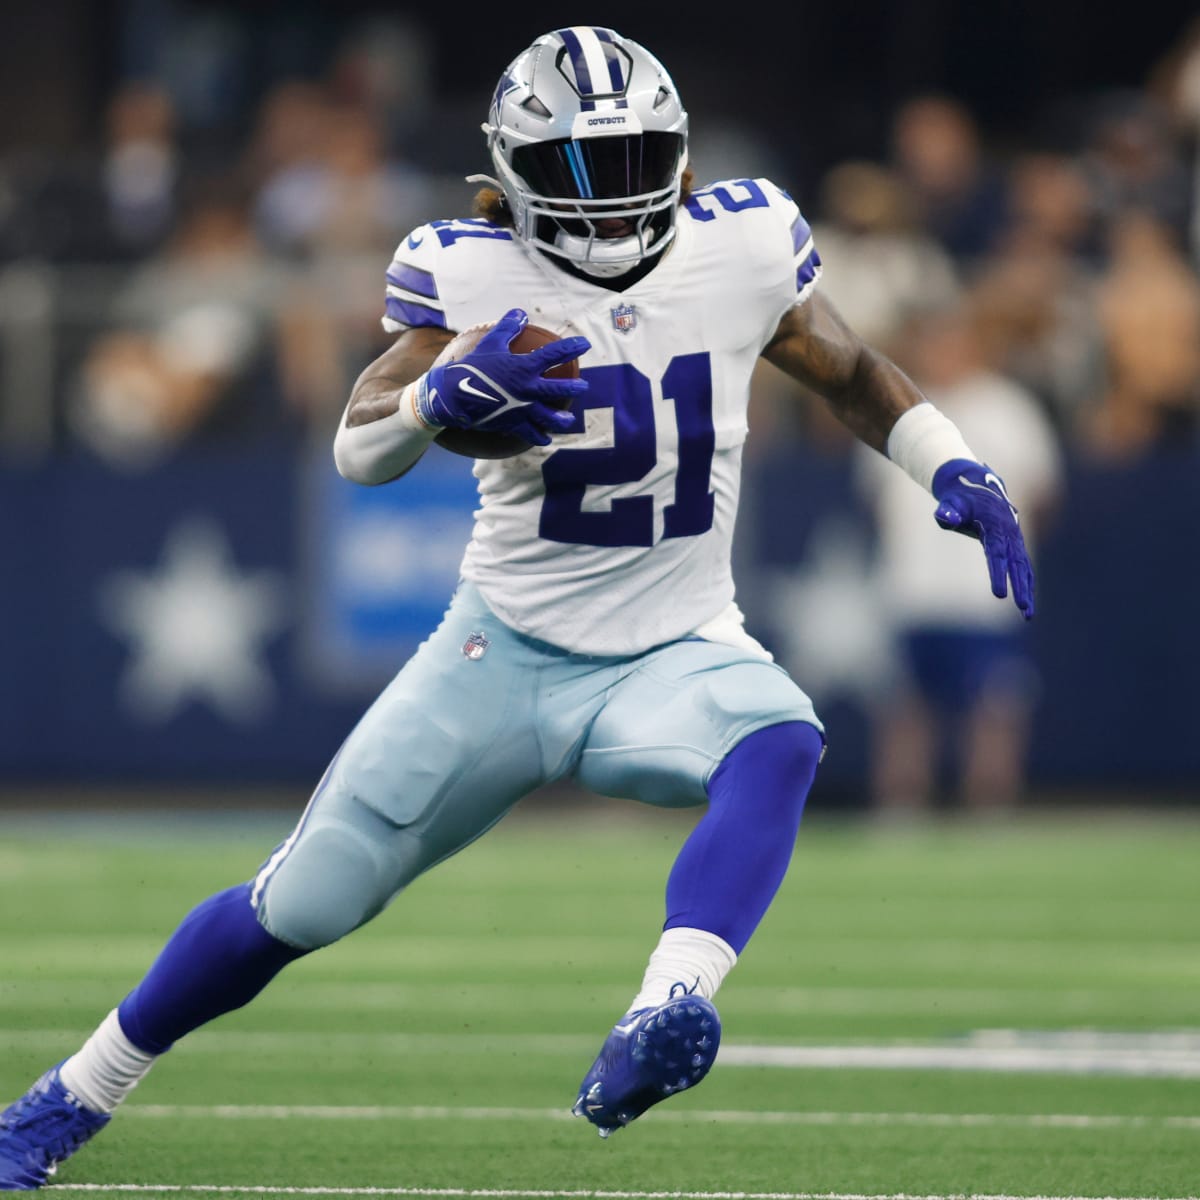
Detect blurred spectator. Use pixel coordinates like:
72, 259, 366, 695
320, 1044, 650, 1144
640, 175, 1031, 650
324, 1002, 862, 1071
0, 81, 181, 265
1077, 91, 1194, 253
1081, 209, 1200, 460
323, 14, 436, 149
67, 184, 316, 466
252, 96, 433, 258
811, 160, 960, 357
1147, 15, 1200, 265
101, 81, 181, 258
967, 249, 1103, 438
244, 81, 446, 431
968, 154, 1107, 431
889, 94, 1010, 268
240, 80, 331, 199
1002, 152, 1098, 260
855, 299, 1063, 820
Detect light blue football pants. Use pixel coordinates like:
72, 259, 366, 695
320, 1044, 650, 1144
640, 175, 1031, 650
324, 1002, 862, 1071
255, 581, 822, 950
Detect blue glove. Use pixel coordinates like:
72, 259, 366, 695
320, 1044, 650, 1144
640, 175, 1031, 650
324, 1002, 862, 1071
415, 308, 589, 447
932, 458, 1036, 620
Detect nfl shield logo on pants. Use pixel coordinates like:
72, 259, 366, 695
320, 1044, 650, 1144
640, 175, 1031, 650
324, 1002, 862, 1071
611, 304, 637, 334
462, 631, 490, 661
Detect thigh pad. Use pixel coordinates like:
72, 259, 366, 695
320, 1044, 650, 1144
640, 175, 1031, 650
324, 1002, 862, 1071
576, 639, 822, 806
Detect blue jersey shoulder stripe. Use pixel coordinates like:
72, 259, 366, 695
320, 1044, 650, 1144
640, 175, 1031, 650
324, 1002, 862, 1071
386, 262, 438, 301
790, 212, 812, 256
796, 247, 822, 293
384, 296, 447, 329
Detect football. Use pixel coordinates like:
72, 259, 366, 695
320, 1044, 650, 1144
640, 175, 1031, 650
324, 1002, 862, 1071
434, 321, 581, 460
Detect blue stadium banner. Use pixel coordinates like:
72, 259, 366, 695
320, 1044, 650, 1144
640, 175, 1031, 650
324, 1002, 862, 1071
299, 446, 480, 691
1, 441, 1197, 790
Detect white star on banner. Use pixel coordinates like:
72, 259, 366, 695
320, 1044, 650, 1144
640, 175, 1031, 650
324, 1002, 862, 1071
99, 517, 289, 724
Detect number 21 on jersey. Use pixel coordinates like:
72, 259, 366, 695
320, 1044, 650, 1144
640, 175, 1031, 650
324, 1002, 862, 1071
540, 354, 715, 548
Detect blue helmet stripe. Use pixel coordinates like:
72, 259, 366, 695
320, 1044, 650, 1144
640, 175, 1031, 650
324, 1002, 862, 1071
591, 28, 627, 92
558, 28, 594, 96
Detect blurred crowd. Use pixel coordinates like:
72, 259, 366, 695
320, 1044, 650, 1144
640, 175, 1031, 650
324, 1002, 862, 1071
739, 22, 1200, 818
0, 14, 1196, 470
0, 12, 455, 464
754, 24, 1200, 467
2, 11, 1199, 814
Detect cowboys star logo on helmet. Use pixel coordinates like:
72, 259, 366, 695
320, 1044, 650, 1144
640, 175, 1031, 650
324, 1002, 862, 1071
475, 27, 689, 279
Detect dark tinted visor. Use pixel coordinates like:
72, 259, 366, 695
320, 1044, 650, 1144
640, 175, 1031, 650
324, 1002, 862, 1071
512, 131, 684, 201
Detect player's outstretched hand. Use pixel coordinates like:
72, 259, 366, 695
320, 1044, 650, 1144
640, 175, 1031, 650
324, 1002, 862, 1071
931, 458, 1036, 620
416, 308, 590, 446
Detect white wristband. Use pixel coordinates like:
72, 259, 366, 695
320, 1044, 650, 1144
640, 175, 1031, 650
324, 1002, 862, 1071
332, 379, 438, 486
886, 402, 977, 494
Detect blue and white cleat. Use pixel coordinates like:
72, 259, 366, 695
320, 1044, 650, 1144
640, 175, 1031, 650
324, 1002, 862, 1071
0, 1065, 110, 1190
572, 994, 721, 1138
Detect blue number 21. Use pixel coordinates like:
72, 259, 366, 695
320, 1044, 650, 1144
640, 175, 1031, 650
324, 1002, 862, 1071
540, 353, 715, 547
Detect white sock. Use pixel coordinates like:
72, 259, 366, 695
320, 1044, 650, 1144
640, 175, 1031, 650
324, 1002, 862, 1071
626, 927, 738, 1014
58, 1009, 159, 1113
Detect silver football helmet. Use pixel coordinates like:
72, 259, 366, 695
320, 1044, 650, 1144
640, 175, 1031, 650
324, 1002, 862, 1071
477, 27, 689, 278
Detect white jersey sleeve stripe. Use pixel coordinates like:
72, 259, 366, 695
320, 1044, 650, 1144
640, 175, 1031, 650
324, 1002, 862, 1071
386, 283, 447, 311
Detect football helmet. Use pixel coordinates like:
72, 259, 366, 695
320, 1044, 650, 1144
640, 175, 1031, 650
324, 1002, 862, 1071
477, 27, 689, 278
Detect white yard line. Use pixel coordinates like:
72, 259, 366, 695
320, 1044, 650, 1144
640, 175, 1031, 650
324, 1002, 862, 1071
717, 1043, 1200, 1078
118, 1104, 1200, 1131
41, 1185, 1200, 1200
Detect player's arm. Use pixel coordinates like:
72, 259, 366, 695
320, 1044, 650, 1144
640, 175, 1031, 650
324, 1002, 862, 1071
346, 326, 455, 429
334, 310, 589, 486
762, 292, 1036, 619
333, 326, 454, 486
762, 292, 923, 451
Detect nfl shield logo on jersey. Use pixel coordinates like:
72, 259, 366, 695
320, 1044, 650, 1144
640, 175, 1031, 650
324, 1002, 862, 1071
462, 631, 490, 661
611, 304, 637, 334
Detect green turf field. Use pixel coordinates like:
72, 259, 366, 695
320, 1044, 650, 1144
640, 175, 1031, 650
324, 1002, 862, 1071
1, 801, 1198, 1200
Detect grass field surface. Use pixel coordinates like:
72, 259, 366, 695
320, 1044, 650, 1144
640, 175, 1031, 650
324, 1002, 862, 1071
1, 800, 1197, 1200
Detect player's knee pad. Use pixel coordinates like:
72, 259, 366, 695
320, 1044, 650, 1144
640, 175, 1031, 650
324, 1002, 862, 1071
257, 821, 393, 951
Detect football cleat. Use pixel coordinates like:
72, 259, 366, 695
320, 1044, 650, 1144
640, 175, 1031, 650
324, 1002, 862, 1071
0, 1064, 110, 1190
572, 993, 721, 1138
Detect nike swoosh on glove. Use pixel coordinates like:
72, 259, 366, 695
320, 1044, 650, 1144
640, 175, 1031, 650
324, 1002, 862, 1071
931, 458, 1036, 620
415, 308, 590, 447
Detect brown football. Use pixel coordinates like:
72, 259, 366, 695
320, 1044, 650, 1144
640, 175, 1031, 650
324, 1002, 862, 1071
433, 321, 581, 460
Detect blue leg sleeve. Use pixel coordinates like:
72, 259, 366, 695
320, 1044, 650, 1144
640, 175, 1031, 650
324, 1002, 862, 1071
664, 720, 824, 954
117, 883, 308, 1055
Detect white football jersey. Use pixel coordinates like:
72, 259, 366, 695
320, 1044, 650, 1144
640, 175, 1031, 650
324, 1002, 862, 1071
380, 177, 821, 655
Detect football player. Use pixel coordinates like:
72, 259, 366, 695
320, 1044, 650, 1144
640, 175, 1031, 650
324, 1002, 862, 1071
0, 26, 1034, 1186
